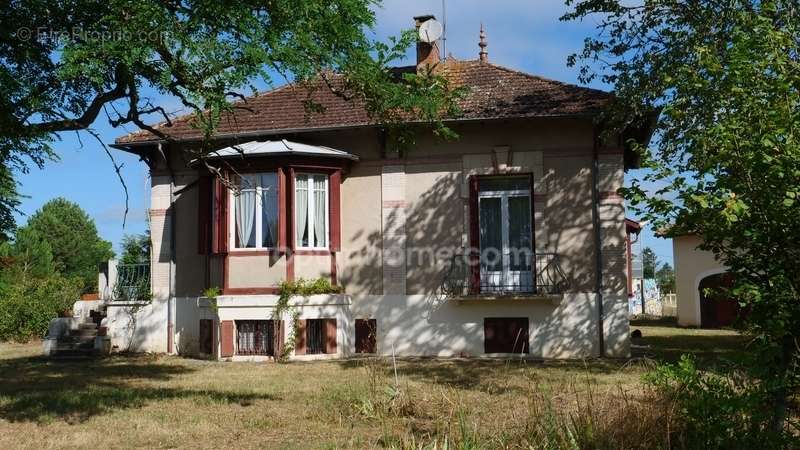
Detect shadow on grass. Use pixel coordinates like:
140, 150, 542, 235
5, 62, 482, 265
336, 357, 627, 394
0, 354, 277, 424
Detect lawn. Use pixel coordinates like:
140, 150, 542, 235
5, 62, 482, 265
0, 321, 746, 449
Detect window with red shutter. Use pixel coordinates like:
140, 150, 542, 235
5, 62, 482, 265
355, 319, 376, 354
220, 320, 235, 357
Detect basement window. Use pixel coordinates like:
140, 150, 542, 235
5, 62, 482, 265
306, 319, 325, 354
236, 320, 274, 356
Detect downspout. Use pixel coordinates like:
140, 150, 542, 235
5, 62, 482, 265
591, 127, 605, 357
160, 142, 177, 354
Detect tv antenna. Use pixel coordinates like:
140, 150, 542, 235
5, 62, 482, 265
441, 0, 447, 56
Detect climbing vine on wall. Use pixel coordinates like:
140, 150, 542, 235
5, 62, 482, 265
274, 278, 343, 362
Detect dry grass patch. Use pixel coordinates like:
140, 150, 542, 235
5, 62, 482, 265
0, 324, 746, 449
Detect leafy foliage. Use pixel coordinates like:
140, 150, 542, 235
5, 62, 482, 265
0, 0, 462, 229
3, 226, 54, 282
119, 231, 150, 265
23, 198, 113, 293
0, 273, 82, 342
655, 262, 675, 294
641, 247, 657, 279
646, 355, 793, 449
275, 277, 342, 361
564, 0, 800, 430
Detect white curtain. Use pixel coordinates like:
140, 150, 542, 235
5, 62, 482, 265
236, 175, 256, 247
295, 175, 308, 246
313, 176, 326, 247
260, 173, 278, 247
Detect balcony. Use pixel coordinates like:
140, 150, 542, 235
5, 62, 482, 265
440, 253, 569, 303
100, 260, 151, 302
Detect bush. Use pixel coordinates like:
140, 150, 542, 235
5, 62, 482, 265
645, 355, 794, 450
0, 274, 82, 342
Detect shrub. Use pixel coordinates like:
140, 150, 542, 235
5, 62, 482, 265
0, 274, 82, 342
645, 354, 794, 450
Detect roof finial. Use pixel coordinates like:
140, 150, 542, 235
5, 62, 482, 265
479, 22, 488, 62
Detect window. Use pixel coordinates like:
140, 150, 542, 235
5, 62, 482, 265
484, 317, 529, 354
355, 319, 377, 354
477, 176, 533, 293
236, 320, 275, 355
306, 319, 325, 354
231, 173, 279, 249
297, 318, 336, 355
295, 174, 329, 249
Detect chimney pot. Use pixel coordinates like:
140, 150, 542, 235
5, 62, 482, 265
414, 15, 441, 71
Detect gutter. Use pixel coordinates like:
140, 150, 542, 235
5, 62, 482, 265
109, 113, 603, 152
591, 126, 605, 357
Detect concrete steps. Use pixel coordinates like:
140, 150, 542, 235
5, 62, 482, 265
48, 312, 107, 358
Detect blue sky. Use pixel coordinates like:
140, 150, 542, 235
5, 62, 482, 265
12, 0, 673, 265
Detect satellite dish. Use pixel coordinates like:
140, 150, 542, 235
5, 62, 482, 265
418, 19, 443, 43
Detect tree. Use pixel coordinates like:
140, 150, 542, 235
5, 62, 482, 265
6, 226, 54, 283
0, 1, 460, 233
23, 198, 113, 292
641, 247, 657, 279
119, 231, 150, 265
564, 0, 799, 436
655, 262, 675, 294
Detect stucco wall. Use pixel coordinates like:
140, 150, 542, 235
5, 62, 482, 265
141, 117, 631, 358
673, 235, 727, 326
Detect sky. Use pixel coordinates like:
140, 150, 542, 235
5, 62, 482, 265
12, 0, 673, 265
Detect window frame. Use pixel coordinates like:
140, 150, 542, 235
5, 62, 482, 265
228, 172, 280, 251
294, 172, 330, 250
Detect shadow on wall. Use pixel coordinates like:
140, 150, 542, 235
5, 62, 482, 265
337, 161, 605, 358
0, 354, 276, 424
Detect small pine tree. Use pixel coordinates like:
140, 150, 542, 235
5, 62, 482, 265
24, 198, 113, 292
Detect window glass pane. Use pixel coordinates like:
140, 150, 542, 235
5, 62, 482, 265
306, 319, 324, 354
479, 177, 529, 192
479, 197, 503, 272
295, 175, 309, 247
313, 175, 327, 247
235, 175, 257, 248
508, 196, 532, 271
260, 173, 278, 247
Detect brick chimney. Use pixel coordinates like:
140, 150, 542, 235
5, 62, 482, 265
414, 15, 441, 70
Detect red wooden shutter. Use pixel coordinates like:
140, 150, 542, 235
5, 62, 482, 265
197, 176, 212, 254
294, 319, 306, 355
329, 170, 342, 252
211, 177, 229, 254
278, 169, 287, 251
220, 320, 234, 357
273, 320, 284, 358
288, 168, 296, 251
324, 318, 337, 354
468, 175, 480, 294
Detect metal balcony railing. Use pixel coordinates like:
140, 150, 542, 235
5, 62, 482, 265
441, 253, 570, 297
111, 263, 151, 302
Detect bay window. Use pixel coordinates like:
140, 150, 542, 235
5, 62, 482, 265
295, 173, 329, 249
231, 173, 279, 249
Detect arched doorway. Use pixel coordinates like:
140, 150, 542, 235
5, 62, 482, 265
698, 272, 740, 328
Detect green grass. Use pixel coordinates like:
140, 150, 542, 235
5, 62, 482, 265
0, 323, 747, 449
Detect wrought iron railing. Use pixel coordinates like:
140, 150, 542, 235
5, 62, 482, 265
111, 263, 151, 301
440, 253, 570, 297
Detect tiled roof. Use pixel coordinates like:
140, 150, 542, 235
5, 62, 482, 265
115, 59, 612, 145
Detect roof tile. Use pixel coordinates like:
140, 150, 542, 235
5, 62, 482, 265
115, 59, 611, 145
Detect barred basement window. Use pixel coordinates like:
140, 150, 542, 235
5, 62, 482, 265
306, 319, 325, 354
236, 320, 274, 355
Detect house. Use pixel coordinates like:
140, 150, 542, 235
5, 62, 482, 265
108, 16, 654, 360
673, 234, 737, 328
